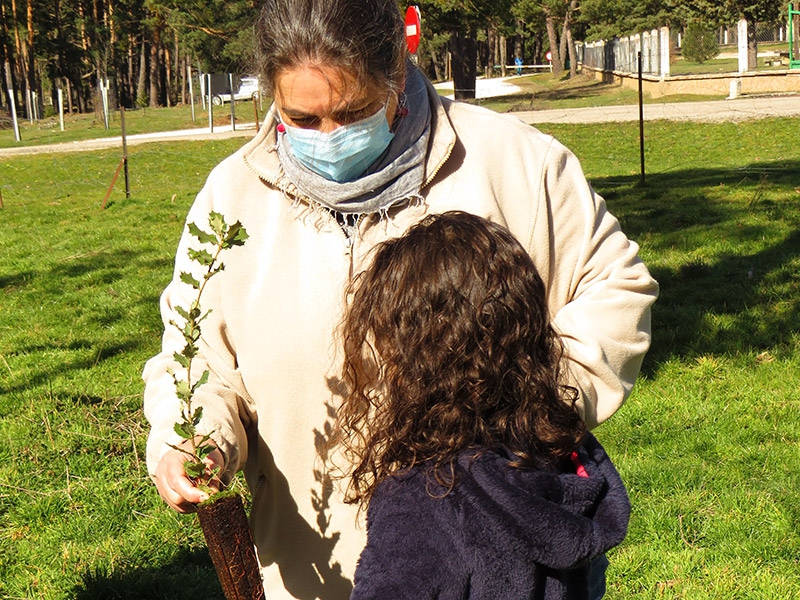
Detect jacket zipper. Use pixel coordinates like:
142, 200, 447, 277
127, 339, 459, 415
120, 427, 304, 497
329, 212, 360, 280
421, 140, 454, 191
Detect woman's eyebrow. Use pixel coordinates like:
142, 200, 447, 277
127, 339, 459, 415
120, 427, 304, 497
331, 99, 381, 120
281, 95, 378, 119
280, 107, 316, 119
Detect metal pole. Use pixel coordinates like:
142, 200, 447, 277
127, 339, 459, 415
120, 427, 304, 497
102, 78, 110, 130
99, 78, 107, 129
207, 74, 214, 133
188, 64, 195, 122
229, 73, 236, 131
638, 51, 645, 185
58, 88, 65, 131
8, 88, 21, 142
121, 107, 130, 199
200, 70, 206, 110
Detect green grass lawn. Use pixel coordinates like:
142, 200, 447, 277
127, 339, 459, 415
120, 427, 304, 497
0, 138, 247, 599
538, 117, 800, 598
671, 56, 789, 75
1, 115, 799, 598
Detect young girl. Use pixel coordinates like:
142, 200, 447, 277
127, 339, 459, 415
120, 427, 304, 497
338, 212, 631, 600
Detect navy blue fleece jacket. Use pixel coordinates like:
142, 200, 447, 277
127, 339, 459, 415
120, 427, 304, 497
350, 433, 630, 600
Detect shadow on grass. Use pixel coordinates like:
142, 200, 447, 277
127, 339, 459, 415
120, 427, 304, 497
0, 269, 36, 290
0, 249, 167, 395
0, 340, 141, 394
72, 548, 225, 600
593, 159, 800, 374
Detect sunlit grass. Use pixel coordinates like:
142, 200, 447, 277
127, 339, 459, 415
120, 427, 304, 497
1, 116, 799, 598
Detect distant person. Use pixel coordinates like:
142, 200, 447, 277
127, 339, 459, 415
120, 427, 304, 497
339, 212, 631, 599
515, 54, 523, 75
143, 0, 657, 597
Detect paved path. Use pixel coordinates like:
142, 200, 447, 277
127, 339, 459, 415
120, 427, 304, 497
512, 94, 800, 124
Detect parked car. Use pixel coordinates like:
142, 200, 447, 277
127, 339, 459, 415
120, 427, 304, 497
211, 77, 260, 105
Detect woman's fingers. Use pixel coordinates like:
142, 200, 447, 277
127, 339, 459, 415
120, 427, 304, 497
153, 446, 225, 513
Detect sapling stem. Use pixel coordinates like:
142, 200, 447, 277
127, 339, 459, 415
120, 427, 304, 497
167, 211, 248, 495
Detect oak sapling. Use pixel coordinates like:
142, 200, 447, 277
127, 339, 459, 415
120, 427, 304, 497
166, 212, 265, 600
168, 211, 248, 492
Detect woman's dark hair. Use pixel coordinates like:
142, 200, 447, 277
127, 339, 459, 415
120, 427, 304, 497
255, 0, 406, 95
338, 211, 586, 505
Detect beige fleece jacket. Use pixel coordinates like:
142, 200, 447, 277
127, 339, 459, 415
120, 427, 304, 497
143, 81, 658, 599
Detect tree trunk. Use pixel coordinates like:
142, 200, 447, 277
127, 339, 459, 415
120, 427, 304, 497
432, 53, 442, 81
149, 27, 160, 108
559, 0, 578, 78
184, 53, 191, 105
137, 39, 147, 106
25, 0, 38, 116
1, 2, 17, 111
483, 29, 490, 79
77, 0, 90, 113
567, 27, 577, 78
93, 0, 106, 116
107, 0, 118, 108
165, 43, 172, 107
747, 19, 758, 71
499, 35, 507, 77
545, 14, 563, 76
3, 60, 15, 113
176, 30, 185, 105
10, 0, 28, 116
66, 77, 74, 113
558, 16, 568, 72
451, 31, 477, 100
196, 492, 266, 600
127, 37, 135, 107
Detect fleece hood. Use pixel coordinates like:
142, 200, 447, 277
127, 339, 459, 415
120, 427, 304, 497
352, 433, 630, 600
450, 433, 630, 572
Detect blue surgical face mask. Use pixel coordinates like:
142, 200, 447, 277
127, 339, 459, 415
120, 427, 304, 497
280, 103, 395, 183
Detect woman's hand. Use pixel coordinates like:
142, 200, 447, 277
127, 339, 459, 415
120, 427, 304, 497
152, 439, 225, 513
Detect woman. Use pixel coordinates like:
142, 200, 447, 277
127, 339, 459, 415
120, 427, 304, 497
144, 0, 658, 597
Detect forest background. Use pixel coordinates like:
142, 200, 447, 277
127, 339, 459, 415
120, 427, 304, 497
0, 0, 792, 117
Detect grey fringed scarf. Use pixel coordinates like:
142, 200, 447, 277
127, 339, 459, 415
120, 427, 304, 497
276, 65, 431, 216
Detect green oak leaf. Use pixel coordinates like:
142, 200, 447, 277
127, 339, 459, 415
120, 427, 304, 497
174, 422, 195, 440
179, 271, 200, 289
188, 222, 216, 245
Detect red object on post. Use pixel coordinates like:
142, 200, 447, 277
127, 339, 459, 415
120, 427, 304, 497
405, 6, 421, 54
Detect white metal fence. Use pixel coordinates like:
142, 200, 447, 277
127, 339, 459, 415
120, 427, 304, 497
578, 28, 671, 77
578, 19, 795, 78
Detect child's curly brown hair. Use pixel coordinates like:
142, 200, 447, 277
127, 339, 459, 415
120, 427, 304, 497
338, 211, 586, 505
